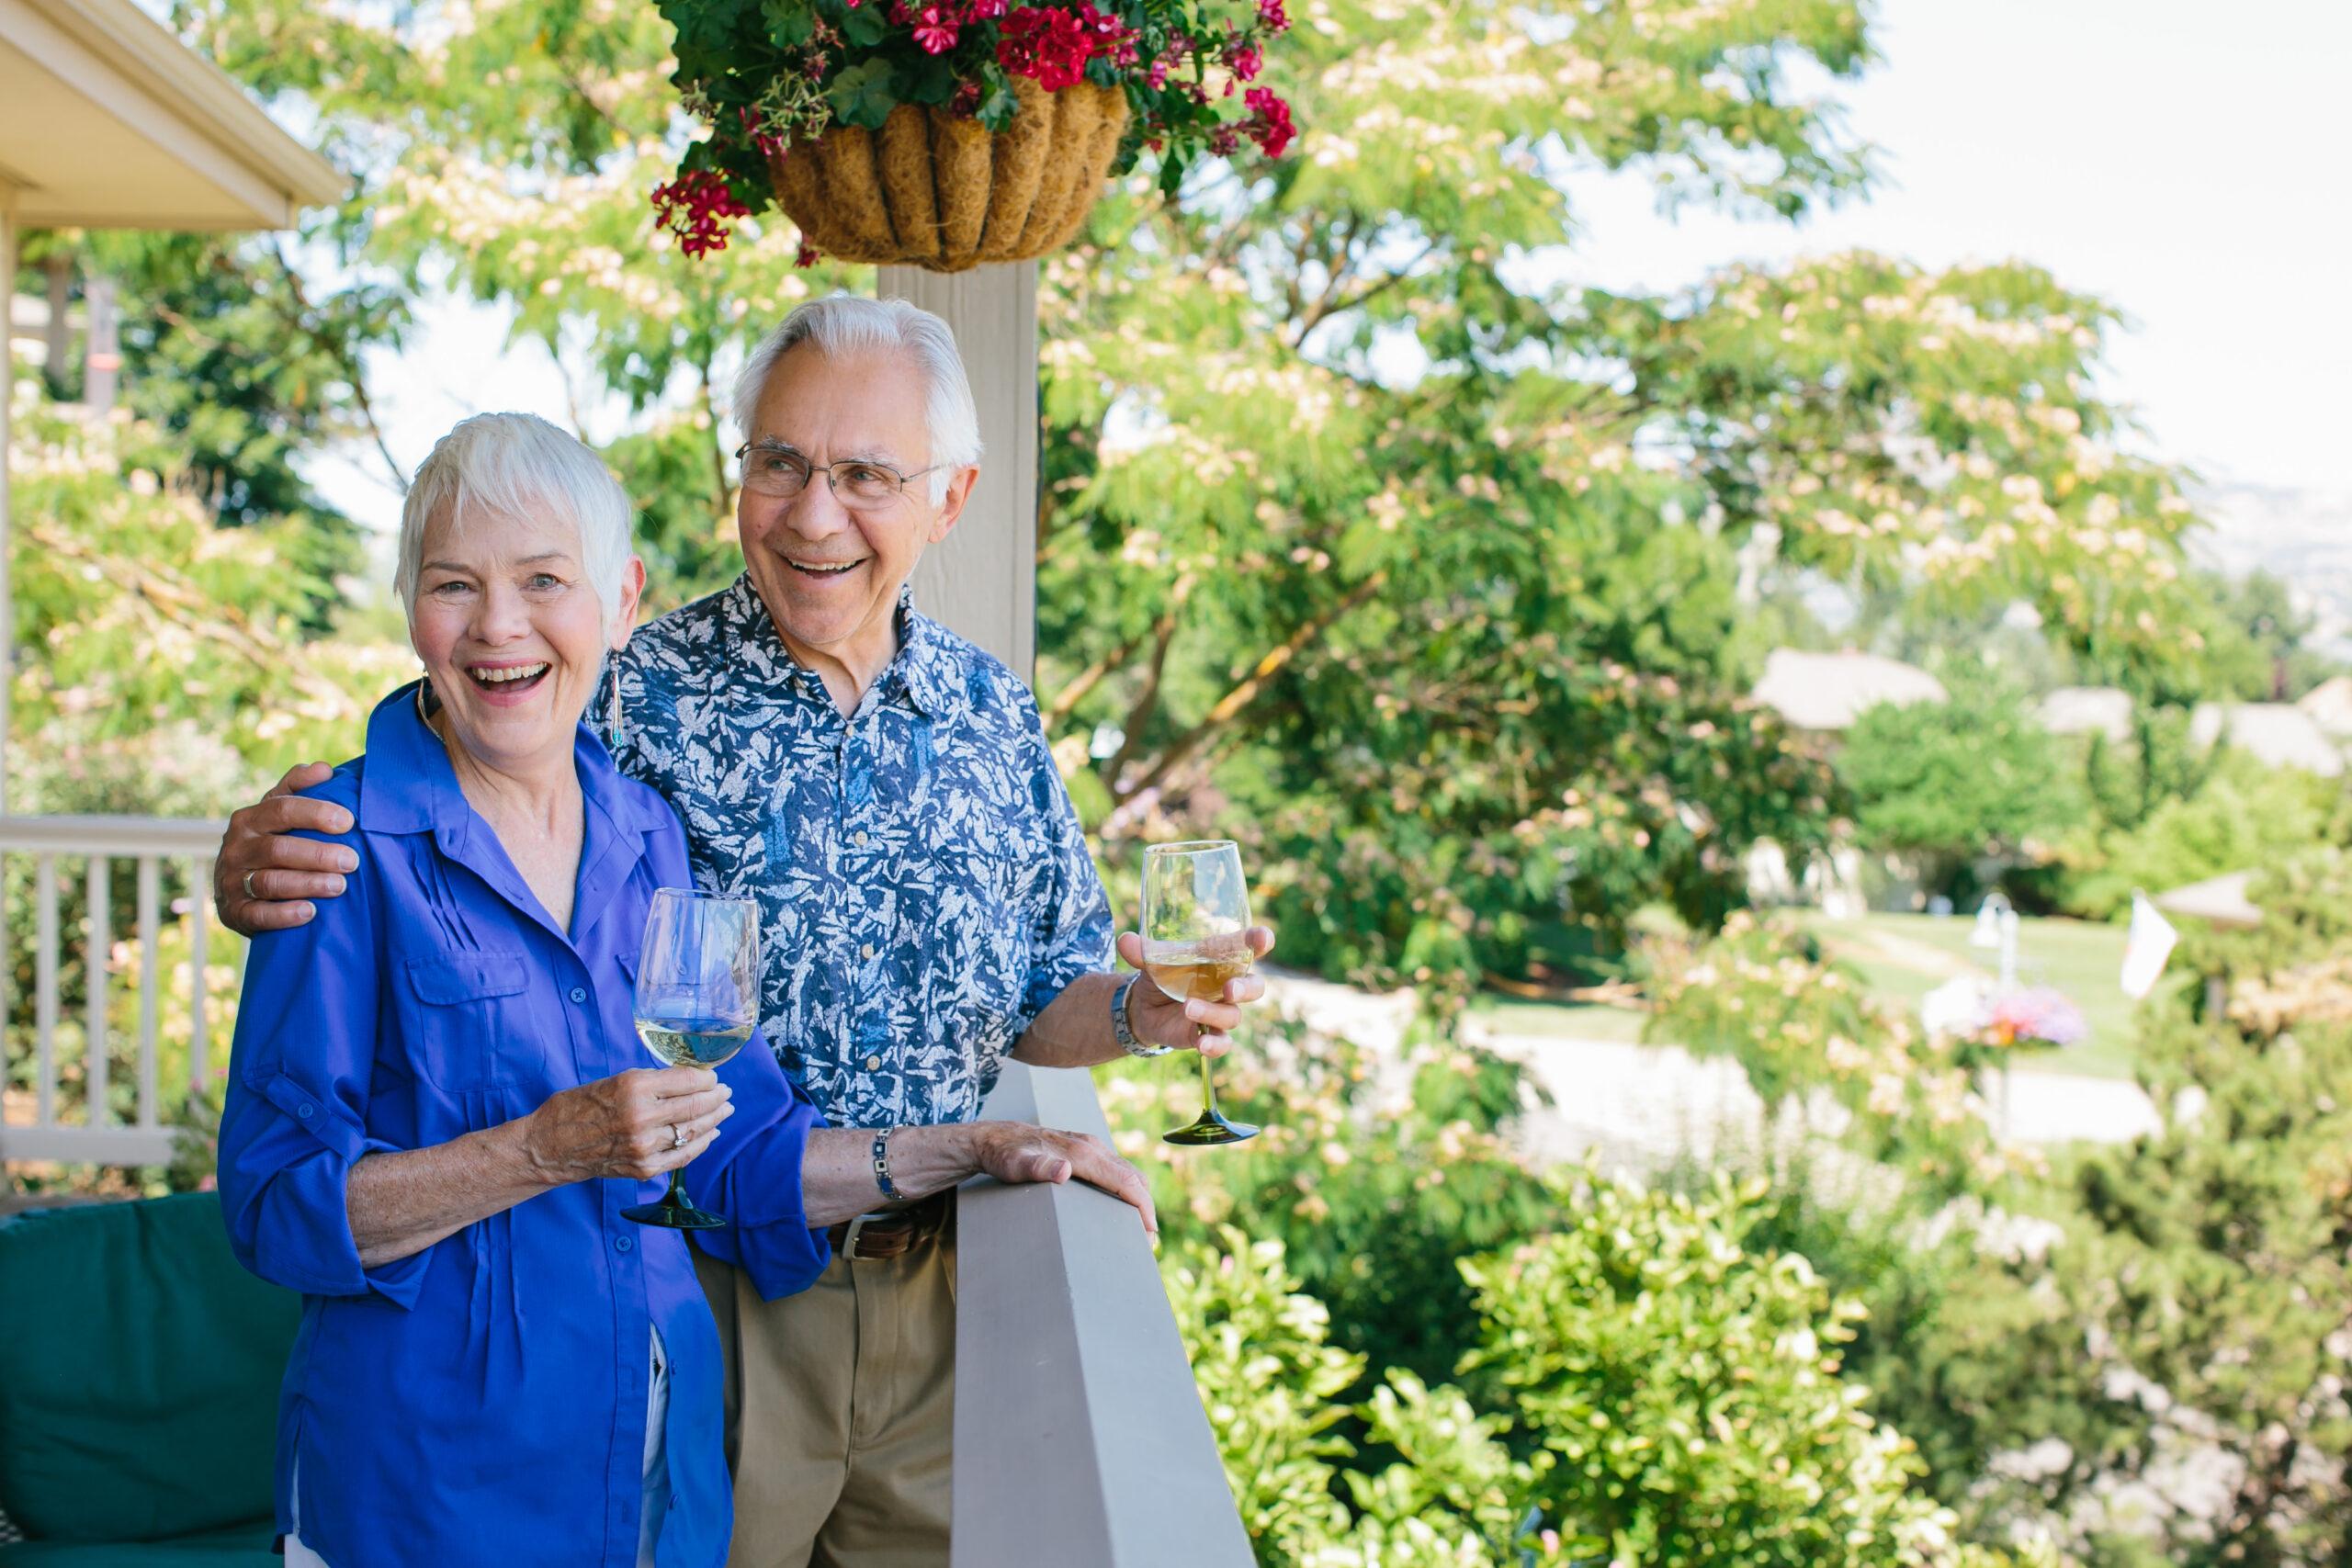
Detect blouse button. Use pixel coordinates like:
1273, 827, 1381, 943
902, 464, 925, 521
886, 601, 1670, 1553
569, 987, 588, 1004
614, 1234, 634, 1253
865, 1055, 882, 1071
296, 1103, 314, 1120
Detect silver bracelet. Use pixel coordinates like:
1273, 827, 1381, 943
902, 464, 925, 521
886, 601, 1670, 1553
1112, 971, 1172, 1057
871, 1128, 902, 1201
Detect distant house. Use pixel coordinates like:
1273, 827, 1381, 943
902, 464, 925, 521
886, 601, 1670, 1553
2039, 685, 2134, 742
1750, 649, 1947, 734
2188, 703, 2346, 777
2300, 675, 2352, 739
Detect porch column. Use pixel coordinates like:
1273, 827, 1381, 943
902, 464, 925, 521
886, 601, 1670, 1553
874, 262, 1039, 677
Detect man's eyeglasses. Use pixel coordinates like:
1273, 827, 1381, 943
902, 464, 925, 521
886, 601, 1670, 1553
734, 443, 937, 507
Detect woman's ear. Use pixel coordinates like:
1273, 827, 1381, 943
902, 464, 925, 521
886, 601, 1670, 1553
609, 556, 649, 649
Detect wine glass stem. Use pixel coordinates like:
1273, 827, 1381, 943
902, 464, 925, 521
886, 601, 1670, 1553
664, 1166, 691, 1212
1197, 1052, 1221, 1122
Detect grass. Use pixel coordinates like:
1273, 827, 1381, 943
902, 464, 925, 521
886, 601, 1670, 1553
1476, 911, 2163, 1081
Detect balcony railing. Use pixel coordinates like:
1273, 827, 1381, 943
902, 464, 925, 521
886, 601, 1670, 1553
0, 815, 226, 1167
956, 1061, 1254, 1567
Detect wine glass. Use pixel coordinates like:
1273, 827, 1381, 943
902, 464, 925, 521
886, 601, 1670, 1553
621, 886, 761, 1229
1142, 840, 1261, 1146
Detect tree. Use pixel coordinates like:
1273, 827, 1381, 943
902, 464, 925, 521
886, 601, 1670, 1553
1836, 669, 2082, 897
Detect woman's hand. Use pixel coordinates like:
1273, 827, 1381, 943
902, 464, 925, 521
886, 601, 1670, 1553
519, 1066, 734, 1184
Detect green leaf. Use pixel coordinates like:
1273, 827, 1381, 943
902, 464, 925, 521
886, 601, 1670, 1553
975, 79, 1018, 130
826, 58, 898, 129
759, 0, 817, 49
836, 0, 888, 48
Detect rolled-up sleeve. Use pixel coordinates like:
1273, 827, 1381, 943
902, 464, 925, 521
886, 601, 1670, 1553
684, 1030, 831, 1301
1013, 698, 1114, 1035
217, 839, 427, 1309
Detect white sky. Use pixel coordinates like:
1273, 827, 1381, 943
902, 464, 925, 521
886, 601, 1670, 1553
311, 0, 2352, 534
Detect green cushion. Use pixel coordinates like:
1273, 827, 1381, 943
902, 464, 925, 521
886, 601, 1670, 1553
0, 1195, 300, 1543
0, 1518, 277, 1564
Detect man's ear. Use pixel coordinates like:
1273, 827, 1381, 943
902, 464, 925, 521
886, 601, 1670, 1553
929, 466, 981, 545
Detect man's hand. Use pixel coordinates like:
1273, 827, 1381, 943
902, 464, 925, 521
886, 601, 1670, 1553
974, 1122, 1157, 1235
213, 762, 356, 936
1114, 926, 1277, 1060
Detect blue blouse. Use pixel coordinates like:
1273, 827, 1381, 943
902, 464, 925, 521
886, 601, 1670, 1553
217, 684, 830, 1568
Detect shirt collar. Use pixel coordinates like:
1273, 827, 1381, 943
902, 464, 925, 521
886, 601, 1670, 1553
721, 573, 960, 719
355, 680, 667, 839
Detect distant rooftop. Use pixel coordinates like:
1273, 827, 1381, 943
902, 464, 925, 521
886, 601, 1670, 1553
2040, 685, 2134, 742
1750, 649, 1947, 733
2299, 675, 2352, 738
2189, 702, 2346, 777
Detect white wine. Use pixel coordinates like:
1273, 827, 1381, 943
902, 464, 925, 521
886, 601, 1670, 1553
636, 1016, 753, 1069
1142, 947, 1254, 1005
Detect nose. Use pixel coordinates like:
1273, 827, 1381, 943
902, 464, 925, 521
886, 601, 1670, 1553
472, 580, 531, 645
784, 478, 854, 543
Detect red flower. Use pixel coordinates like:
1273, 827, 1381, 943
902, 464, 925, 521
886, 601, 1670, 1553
912, 4, 958, 51
1241, 85, 1293, 157
796, 241, 820, 268
1227, 41, 1263, 82
1257, 0, 1287, 28
996, 2, 1131, 92
651, 168, 750, 258
737, 105, 785, 158
950, 79, 982, 116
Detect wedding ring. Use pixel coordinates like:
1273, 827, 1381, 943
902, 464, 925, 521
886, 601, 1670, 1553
670, 1123, 686, 1150
243, 871, 261, 901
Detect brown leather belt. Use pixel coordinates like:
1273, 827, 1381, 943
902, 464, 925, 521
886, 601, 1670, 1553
825, 1190, 952, 1262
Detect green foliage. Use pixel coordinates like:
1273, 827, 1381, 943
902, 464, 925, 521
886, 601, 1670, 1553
2056, 750, 2342, 920
1837, 671, 2083, 895
1465, 1166, 1965, 1568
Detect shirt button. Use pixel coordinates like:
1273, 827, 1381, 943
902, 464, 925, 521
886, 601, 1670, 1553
296, 1103, 314, 1120
865, 1055, 882, 1071
615, 1234, 634, 1253
854, 830, 869, 847
860, 942, 876, 961
569, 987, 588, 1004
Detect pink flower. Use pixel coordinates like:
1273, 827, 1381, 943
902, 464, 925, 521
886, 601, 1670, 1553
650, 168, 749, 258
912, 4, 958, 51
1258, 0, 1287, 28
1227, 41, 1264, 81
1241, 85, 1294, 157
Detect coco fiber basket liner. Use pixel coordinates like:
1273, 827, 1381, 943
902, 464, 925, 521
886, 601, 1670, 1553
767, 76, 1127, 271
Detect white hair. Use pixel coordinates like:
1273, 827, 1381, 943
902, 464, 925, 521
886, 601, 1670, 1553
731, 295, 984, 505
395, 412, 635, 632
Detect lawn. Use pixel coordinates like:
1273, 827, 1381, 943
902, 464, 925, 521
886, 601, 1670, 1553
1474, 911, 2164, 1081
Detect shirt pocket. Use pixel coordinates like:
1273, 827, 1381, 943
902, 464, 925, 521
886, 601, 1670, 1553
394, 948, 535, 1092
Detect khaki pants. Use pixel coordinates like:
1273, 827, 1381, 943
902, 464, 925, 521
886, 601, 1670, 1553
695, 1217, 956, 1568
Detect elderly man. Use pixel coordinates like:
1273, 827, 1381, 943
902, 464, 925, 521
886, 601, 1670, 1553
215, 295, 1272, 1567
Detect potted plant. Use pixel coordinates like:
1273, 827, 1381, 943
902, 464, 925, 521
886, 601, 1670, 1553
650, 0, 1296, 267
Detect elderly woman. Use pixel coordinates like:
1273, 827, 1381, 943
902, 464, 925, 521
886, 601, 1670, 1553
216, 412, 831, 1568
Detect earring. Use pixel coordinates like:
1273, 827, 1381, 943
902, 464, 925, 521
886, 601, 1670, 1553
414, 671, 435, 725
606, 666, 626, 749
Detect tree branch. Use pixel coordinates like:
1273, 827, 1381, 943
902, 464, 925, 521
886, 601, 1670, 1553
1100, 605, 1186, 790
268, 242, 407, 493
1044, 573, 1192, 726
1116, 568, 1389, 801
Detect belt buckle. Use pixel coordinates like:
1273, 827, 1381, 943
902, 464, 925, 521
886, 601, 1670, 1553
842, 1215, 876, 1261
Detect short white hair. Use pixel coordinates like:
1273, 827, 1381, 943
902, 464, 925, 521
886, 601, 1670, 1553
395, 412, 635, 632
732, 295, 983, 505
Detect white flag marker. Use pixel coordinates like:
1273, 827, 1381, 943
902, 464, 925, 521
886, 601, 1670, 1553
2120, 891, 2179, 1000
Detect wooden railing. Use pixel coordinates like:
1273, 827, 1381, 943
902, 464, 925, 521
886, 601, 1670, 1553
0, 815, 225, 1166
954, 1062, 1255, 1567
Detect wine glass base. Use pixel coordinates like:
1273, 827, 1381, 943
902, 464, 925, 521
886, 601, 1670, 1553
621, 1201, 729, 1230
1163, 1113, 1260, 1147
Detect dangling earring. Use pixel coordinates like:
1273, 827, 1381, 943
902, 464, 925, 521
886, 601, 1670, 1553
414, 671, 435, 725
605, 663, 626, 750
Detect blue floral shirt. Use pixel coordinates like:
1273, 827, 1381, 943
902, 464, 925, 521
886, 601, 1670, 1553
607, 576, 1114, 1128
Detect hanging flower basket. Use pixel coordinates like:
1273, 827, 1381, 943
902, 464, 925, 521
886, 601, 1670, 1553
767, 75, 1127, 271
650, 0, 1295, 265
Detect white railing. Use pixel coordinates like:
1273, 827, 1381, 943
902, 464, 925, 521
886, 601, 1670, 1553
1, 815, 226, 1167
954, 1063, 1255, 1567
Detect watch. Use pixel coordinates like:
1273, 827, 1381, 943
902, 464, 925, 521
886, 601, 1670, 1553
1112, 972, 1172, 1057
